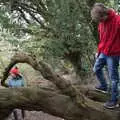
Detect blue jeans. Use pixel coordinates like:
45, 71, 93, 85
93, 53, 120, 102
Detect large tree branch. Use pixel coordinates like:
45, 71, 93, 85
1, 52, 85, 104
0, 52, 120, 120
0, 87, 119, 120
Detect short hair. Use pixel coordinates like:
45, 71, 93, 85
92, 3, 108, 16
93, 3, 107, 10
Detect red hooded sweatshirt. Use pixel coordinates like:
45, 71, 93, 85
98, 9, 120, 56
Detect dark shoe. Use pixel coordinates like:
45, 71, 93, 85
104, 101, 119, 109
95, 86, 107, 93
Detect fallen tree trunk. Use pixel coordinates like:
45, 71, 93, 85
1, 52, 85, 104
0, 52, 120, 120
0, 87, 120, 120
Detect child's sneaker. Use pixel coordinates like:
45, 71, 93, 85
104, 101, 119, 109
95, 86, 107, 93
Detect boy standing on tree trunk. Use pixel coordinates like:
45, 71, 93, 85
91, 3, 120, 109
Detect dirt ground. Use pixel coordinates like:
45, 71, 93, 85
7, 110, 64, 120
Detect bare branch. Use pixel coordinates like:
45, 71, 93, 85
17, 7, 31, 24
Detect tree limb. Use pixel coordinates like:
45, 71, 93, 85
0, 52, 120, 120
1, 52, 85, 104
0, 87, 119, 120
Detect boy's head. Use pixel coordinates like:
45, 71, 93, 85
91, 3, 108, 22
10, 67, 19, 77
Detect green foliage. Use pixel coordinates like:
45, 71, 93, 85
14, 0, 96, 72
45, 1, 93, 53
0, 0, 118, 77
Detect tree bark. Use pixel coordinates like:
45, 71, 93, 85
0, 87, 120, 120
66, 52, 86, 80
1, 52, 84, 101
0, 52, 120, 120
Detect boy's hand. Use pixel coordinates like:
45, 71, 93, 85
95, 53, 98, 58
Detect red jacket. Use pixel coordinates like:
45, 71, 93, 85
98, 9, 120, 56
